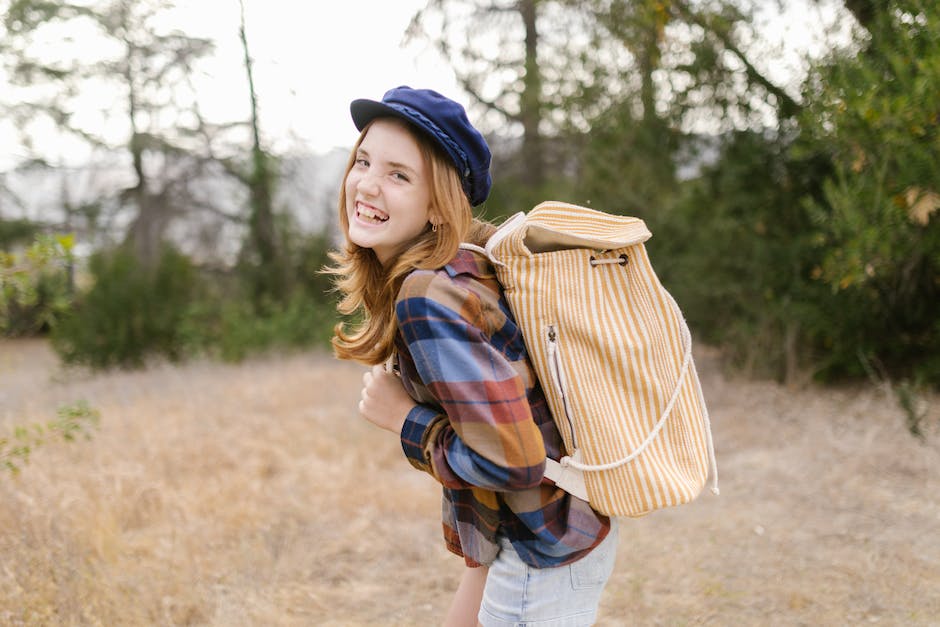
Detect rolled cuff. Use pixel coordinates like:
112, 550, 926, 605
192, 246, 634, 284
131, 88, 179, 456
400, 403, 441, 468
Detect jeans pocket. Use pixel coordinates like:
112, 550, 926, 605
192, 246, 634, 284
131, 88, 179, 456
569, 523, 619, 590
570, 557, 604, 590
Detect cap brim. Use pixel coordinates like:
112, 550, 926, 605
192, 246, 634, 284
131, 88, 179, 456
350, 98, 410, 132
350, 98, 450, 165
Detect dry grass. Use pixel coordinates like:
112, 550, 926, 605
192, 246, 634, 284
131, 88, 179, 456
0, 338, 938, 626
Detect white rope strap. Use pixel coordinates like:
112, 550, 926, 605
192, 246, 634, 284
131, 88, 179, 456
561, 320, 693, 473
560, 292, 720, 495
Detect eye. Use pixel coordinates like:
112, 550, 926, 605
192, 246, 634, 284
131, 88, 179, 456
354, 157, 369, 168
392, 171, 410, 182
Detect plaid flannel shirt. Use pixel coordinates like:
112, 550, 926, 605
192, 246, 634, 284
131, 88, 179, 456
395, 248, 610, 568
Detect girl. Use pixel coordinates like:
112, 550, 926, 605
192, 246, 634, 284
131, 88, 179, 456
328, 86, 617, 627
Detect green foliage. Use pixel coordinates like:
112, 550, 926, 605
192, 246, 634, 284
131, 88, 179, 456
0, 218, 40, 247
293, 231, 339, 298
51, 245, 200, 369
795, 0, 940, 385
1, 400, 100, 475
651, 130, 827, 380
638, 0, 940, 391
197, 230, 340, 362
186, 293, 337, 363
1, 232, 74, 336
48, 231, 341, 370
484, 168, 582, 220
572, 112, 679, 217
3, 0, 88, 35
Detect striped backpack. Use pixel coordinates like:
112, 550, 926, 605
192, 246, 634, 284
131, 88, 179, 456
463, 201, 718, 517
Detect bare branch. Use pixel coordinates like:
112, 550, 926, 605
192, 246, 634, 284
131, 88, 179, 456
671, 0, 802, 118
458, 76, 518, 121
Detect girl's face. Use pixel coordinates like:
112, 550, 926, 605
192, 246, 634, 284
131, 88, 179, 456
344, 118, 435, 265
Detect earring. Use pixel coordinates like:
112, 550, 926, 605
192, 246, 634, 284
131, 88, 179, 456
432, 223, 439, 233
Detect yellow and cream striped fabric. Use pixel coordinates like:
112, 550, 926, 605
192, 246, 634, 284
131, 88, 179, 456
484, 201, 718, 517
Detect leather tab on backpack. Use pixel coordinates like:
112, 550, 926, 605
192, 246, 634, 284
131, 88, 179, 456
544, 456, 589, 502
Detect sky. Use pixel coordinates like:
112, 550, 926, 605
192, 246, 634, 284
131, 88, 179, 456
0, 0, 460, 169
178, 0, 460, 154
0, 0, 849, 172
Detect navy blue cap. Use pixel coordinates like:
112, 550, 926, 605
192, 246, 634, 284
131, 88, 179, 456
350, 86, 492, 207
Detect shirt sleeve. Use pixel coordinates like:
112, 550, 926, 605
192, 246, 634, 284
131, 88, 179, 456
396, 272, 546, 492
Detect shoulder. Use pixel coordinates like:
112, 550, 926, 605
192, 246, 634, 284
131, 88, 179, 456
396, 248, 501, 331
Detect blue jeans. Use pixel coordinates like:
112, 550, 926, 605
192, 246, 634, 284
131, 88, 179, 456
478, 520, 619, 626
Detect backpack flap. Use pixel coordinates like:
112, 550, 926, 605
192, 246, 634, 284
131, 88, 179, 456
486, 202, 652, 261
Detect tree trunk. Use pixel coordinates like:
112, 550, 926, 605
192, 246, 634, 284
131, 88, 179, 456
519, 0, 545, 188
123, 38, 164, 269
638, 11, 659, 125
239, 0, 286, 304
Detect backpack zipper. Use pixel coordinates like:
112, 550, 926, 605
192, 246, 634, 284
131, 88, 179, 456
545, 325, 579, 450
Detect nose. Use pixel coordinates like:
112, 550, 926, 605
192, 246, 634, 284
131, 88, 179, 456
356, 169, 380, 196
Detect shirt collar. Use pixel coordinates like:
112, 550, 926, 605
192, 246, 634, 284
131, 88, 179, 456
444, 247, 495, 280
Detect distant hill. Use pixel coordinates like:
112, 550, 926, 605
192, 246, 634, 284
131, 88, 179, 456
0, 148, 350, 265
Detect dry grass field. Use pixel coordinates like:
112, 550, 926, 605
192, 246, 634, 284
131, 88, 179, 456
1, 338, 938, 626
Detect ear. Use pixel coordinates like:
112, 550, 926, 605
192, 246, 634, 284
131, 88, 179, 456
428, 212, 442, 227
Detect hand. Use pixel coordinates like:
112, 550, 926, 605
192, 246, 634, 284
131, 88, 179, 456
358, 364, 416, 434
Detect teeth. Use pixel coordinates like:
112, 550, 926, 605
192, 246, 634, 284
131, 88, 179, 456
357, 204, 388, 222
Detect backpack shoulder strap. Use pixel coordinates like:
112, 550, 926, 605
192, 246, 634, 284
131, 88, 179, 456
458, 242, 488, 257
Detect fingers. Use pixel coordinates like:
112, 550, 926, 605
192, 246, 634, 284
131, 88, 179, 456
357, 364, 414, 434
359, 365, 385, 418
361, 364, 386, 390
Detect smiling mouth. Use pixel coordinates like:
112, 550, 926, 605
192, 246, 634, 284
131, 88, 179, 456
356, 202, 389, 224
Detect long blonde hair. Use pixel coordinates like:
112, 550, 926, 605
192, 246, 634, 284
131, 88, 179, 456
327, 118, 495, 366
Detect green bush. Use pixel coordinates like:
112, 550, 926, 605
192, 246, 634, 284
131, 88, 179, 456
650, 130, 827, 381
0, 219, 40, 248
180, 291, 336, 363
1, 233, 74, 337
51, 245, 200, 369
3, 268, 72, 336
48, 231, 342, 369
795, 0, 940, 386
176, 231, 340, 363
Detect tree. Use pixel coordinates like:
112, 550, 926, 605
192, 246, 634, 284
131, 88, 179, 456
567, 0, 680, 214
653, 0, 940, 388
667, 0, 802, 123
234, 0, 287, 305
843, 0, 878, 30
795, 0, 940, 384
554, 0, 807, 219
408, 0, 586, 201
408, 1, 808, 216
2, 0, 216, 267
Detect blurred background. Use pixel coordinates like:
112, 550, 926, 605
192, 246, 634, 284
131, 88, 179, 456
1, 2, 938, 625
1, 0, 937, 407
